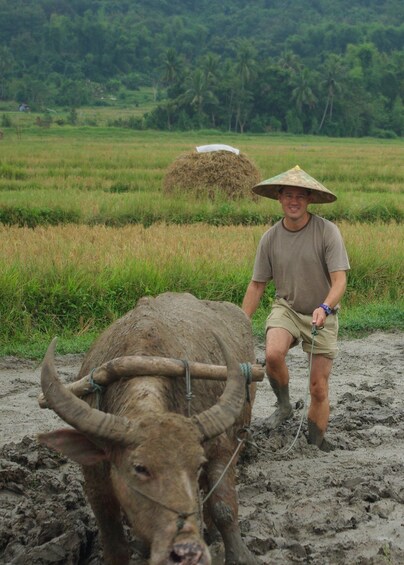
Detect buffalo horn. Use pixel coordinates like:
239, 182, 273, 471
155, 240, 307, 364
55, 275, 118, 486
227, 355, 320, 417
38, 357, 264, 408
40, 338, 137, 444
192, 334, 246, 440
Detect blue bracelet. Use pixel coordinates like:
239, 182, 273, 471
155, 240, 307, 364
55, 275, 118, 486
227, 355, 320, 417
320, 303, 333, 316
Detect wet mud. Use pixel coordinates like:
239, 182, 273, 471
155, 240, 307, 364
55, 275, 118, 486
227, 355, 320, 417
1, 332, 403, 564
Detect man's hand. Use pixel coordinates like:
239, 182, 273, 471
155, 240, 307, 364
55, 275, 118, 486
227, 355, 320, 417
312, 305, 328, 327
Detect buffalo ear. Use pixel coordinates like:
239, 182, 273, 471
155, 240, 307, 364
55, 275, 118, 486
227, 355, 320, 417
38, 428, 110, 465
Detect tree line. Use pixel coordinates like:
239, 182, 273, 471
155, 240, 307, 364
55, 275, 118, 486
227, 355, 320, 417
143, 41, 403, 137
0, 0, 403, 137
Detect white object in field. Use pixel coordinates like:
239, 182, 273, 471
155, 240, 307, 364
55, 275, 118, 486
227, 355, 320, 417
196, 144, 240, 155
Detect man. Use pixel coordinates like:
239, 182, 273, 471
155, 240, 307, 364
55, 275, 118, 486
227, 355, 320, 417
242, 165, 350, 450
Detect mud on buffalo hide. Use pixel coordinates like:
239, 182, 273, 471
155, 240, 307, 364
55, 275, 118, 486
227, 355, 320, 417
77, 292, 256, 420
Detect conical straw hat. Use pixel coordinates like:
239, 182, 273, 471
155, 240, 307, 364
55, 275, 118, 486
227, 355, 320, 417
252, 165, 337, 204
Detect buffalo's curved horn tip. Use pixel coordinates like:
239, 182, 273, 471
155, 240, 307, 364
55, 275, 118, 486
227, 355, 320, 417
193, 333, 245, 440
40, 339, 137, 444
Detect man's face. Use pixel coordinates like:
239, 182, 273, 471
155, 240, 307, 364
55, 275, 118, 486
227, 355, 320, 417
278, 186, 312, 222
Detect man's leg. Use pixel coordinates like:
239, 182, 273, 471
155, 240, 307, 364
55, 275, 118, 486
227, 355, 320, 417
266, 327, 294, 429
307, 354, 333, 448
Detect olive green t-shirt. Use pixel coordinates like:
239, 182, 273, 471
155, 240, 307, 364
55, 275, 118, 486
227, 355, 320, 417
252, 214, 350, 314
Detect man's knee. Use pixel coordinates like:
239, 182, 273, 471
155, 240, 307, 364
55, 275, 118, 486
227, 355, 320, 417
310, 380, 328, 403
266, 348, 286, 370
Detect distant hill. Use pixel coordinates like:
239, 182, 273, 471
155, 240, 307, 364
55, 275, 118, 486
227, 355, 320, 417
0, 0, 403, 136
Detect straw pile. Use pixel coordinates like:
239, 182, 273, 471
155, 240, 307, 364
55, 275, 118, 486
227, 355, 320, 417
163, 150, 261, 200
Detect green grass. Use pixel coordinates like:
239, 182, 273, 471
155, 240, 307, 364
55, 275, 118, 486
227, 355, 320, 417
1, 87, 158, 127
0, 220, 402, 358
2, 302, 402, 360
0, 128, 402, 226
0, 126, 402, 356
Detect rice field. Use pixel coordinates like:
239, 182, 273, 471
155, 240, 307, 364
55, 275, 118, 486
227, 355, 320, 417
0, 127, 403, 355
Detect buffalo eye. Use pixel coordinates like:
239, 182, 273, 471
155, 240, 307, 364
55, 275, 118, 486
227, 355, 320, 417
134, 464, 151, 478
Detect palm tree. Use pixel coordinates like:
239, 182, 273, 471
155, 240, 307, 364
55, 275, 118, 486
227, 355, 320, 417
179, 69, 217, 127
233, 40, 257, 132
235, 39, 257, 90
278, 50, 302, 74
201, 52, 221, 86
161, 48, 182, 86
200, 53, 221, 126
290, 67, 317, 114
0, 46, 14, 99
318, 55, 346, 131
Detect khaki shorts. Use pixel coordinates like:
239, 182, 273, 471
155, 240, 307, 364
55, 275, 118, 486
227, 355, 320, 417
265, 298, 339, 359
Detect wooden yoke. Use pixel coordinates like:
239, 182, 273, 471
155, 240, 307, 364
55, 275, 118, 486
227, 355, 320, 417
38, 355, 265, 409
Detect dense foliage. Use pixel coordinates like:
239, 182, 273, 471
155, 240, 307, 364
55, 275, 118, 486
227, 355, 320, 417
0, 0, 403, 136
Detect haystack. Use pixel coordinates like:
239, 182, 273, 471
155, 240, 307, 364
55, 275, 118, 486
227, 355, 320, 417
163, 147, 261, 201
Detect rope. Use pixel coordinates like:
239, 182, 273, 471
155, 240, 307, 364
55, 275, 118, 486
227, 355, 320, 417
88, 358, 253, 529
125, 478, 197, 520
239, 362, 252, 383
181, 359, 194, 417
120, 433, 246, 534
177, 360, 252, 504
239, 362, 253, 403
275, 324, 317, 455
89, 368, 106, 409
89, 357, 253, 416
181, 359, 253, 414
196, 471, 205, 537
251, 324, 319, 457
201, 435, 246, 504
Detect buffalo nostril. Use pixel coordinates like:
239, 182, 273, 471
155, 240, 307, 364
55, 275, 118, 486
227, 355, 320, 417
169, 542, 204, 564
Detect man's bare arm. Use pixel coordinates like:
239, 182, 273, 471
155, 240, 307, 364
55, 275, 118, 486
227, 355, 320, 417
242, 280, 267, 318
312, 270, 347, 325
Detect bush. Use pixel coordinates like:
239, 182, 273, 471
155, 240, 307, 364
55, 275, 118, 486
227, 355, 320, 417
1, 113, 13, 128
35, 115, 52, 128
370, 128, 398, 139
67, 107, 78, 125
0, 206, 80, 228
249, 116, 267, 133
268, 116, 282, 132
0, 165, 26, 180
286, 110, 303, 134
107, 116, 144, 129
109, 182, 132, 193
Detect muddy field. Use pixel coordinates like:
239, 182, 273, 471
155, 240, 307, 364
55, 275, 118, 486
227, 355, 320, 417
1, 331, 403, 564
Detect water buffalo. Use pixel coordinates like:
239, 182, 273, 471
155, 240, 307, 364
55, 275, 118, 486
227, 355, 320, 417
39, 292, 259, 565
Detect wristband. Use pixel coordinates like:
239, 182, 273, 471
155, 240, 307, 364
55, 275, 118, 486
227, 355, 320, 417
320, 303, 333, 316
